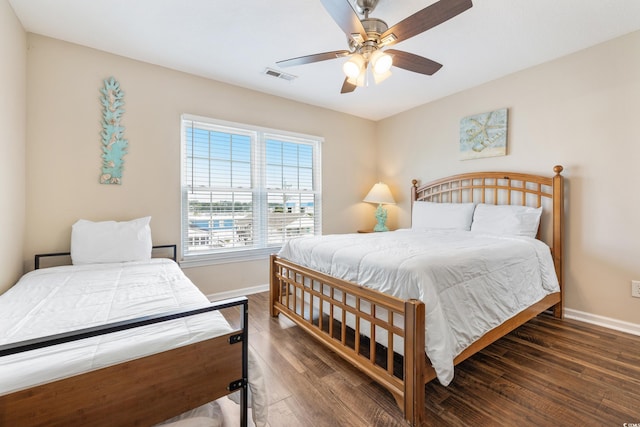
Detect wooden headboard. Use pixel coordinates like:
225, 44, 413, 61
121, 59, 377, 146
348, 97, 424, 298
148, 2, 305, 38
411, 165, 564, 315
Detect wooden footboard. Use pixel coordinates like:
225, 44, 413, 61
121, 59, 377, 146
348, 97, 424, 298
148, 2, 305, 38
270, 255, 427, 425
0, 297, 249, 427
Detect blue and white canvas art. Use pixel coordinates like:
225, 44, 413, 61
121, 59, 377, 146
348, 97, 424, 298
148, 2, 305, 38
459, 108, 508, 160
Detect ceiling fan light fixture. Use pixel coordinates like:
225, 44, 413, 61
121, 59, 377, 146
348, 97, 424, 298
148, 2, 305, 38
347, 65, 368, 87
373, 69, 392, 84
371, 50, 393, 75
343, 54, 365, 79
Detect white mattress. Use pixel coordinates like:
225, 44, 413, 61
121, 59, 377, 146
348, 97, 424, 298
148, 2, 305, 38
278, 229, 560, 385
0, 259, 233, 395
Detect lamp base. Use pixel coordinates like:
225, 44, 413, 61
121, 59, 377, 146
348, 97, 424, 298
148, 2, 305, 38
373, 223, 388, 232
373, 204, 388, 232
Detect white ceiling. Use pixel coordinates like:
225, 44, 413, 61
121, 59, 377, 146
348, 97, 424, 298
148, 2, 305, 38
9, 0, 640, 121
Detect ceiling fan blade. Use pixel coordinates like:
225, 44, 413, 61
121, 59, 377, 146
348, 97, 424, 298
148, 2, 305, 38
340, 77, 357, 94
277, 50, 351, 67
381, 0, 472, 46
321, 0, 367, 41
386, 49, 443, 75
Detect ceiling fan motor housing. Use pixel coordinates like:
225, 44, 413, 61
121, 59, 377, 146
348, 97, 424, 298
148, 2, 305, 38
349, 18, 389, 53
362, 18, 388, 39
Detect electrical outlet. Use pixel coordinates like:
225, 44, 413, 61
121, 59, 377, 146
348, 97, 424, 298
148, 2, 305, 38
632, 281, 640, 298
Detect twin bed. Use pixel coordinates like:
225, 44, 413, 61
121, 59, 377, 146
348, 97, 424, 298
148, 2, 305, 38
270, 166, 564, 425
0, 236, 256, 426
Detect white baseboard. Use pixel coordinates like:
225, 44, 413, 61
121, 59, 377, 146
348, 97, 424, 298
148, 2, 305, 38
564, 308, 640, 337
207, 284, 269, 302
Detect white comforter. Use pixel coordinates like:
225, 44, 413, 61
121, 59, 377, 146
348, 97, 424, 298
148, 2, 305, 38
278, 229, 560, 385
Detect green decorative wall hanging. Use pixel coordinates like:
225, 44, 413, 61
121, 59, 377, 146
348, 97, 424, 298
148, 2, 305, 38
99, 77, 128, 184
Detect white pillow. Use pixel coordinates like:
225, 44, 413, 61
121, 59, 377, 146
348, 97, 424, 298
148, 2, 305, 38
411, 201, 476, 231
71, 216, 152, 265
471, 204, 542, 238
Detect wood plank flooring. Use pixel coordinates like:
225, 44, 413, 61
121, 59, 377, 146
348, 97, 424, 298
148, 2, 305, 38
229, 292, 640, 426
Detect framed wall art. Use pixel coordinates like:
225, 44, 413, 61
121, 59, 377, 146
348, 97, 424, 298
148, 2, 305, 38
459, 108, 508, 160
99, 77, 128, 184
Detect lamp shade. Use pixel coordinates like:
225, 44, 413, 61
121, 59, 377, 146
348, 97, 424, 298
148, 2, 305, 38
372, 69, 392, 84
363, 182, 395, 205
371, 50, 393, 75
347, 64, 367, 87
343, 54, 365, 79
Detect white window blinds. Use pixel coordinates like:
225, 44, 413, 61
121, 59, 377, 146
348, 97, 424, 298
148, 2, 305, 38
181, 115, 322, 264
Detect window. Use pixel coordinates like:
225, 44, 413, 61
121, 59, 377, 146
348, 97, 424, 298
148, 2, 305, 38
181, 115, 322, 265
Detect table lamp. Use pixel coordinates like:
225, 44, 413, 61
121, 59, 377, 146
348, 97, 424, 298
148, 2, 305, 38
363, 182, 396, 232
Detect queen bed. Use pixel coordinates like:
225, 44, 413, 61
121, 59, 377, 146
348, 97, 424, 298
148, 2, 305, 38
0, 218, 263, 427
270, 166, 564, 425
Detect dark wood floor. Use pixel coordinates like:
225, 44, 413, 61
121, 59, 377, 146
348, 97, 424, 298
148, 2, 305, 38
238, 292, 640, 426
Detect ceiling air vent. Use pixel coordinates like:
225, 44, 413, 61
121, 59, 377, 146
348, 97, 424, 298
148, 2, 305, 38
263, 68, 297, 82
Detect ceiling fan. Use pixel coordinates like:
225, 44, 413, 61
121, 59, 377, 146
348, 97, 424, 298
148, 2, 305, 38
277, 0, 473, 93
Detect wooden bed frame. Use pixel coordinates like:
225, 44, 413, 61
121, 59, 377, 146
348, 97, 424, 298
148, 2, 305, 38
270, 166, 564, 426
0, 247, 249, 427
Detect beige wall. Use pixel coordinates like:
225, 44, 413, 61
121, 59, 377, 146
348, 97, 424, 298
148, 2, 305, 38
377, 31, 640, 325
19, 26, 640, 326
25, 34, 377, 295
0, 0, 26, 293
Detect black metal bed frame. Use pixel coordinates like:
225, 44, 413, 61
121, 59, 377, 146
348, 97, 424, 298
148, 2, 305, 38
34, 244, 178, 269
3, 246, 249, 427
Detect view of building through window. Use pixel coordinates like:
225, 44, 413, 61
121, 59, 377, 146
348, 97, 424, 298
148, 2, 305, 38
181, 116, 322, 260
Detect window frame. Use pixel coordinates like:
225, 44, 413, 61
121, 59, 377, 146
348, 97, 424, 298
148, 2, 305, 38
180, 114, 322, 267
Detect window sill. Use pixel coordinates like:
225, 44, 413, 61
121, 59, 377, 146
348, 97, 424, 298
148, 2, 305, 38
179, 246, 280, 268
